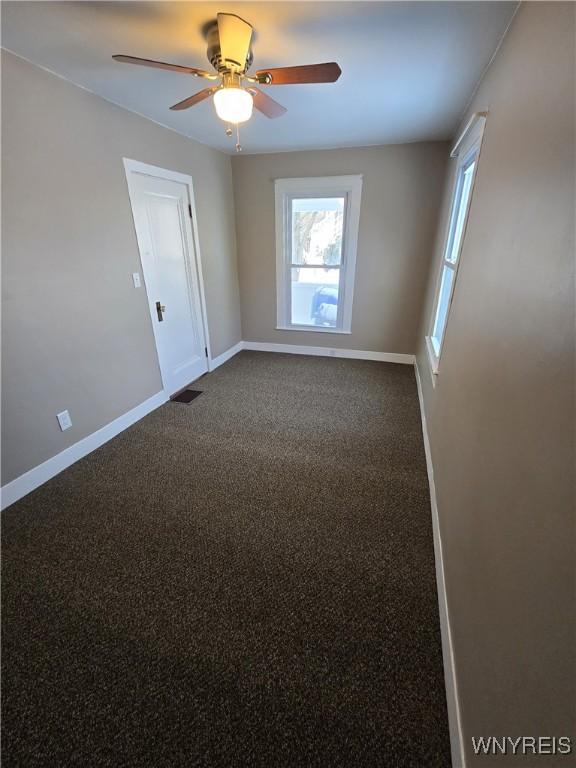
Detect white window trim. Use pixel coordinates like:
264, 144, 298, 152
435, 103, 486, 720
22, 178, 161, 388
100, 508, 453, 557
275, 175, 363, 334
426, 112, 487, 381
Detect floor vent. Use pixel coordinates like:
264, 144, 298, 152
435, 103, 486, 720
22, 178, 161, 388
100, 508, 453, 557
171, 390, 203, 404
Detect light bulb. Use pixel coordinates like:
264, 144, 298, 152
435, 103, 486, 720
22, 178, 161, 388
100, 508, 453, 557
213, 87, 253, 124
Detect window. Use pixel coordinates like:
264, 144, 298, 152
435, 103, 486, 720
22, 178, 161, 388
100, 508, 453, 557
275, 176, 363, 333
427, 113, 486, 376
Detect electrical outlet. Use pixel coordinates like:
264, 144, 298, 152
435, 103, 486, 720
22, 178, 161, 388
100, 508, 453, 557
57, 410, 72, 431
132, 272, 142, 288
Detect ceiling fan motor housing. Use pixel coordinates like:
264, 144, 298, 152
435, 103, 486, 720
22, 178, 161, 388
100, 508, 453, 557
205, 19, 253, 74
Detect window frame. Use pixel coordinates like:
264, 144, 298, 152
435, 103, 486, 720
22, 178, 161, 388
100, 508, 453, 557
275, 175, 363, 334
426, 113, 487, 379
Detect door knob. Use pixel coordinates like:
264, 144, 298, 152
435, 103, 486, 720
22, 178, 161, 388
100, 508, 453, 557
156, 301, 166, 321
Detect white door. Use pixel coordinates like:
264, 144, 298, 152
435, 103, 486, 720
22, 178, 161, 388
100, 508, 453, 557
125, 165, 208, 395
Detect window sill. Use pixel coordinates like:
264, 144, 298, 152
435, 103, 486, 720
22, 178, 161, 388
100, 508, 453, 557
425, 336, 439, 388
276, 325, 352, 335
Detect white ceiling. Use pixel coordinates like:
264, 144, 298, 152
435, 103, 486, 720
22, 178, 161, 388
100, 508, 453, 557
2, 1, 517, 154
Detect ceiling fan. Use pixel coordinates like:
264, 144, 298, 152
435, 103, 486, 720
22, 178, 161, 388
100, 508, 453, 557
113, 12, 341, 148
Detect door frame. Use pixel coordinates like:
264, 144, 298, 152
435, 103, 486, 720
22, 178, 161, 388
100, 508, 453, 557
122, 158, 213, 394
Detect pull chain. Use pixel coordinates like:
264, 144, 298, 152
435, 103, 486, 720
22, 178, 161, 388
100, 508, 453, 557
224, 123, 243, 153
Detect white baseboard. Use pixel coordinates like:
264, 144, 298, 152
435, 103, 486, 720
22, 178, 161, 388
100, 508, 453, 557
241, 340, 414, 365
0, 391, 168, 511
414, 361, 465, 768
209, 340, 243, 371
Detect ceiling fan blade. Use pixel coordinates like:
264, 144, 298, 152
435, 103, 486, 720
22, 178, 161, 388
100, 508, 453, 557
248, 88, 287, 119
113, 55, 217, 79
217, 13, 253, 70
256, 63, 342, 85
170, 87, 219, 111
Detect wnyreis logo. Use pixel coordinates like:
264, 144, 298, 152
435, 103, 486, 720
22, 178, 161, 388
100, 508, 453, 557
472, 736, 572, 756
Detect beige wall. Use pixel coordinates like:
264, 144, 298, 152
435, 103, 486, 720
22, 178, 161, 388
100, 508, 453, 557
1, 51, 241, 484
415, 3, 575, 761
232, 143, 448, 353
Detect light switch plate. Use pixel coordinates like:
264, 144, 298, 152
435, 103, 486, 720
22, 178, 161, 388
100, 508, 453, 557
132, 272, 142, 288
57, 410, 72, 431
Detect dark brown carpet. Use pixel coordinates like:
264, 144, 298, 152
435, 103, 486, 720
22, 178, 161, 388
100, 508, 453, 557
2, 351, 450, 767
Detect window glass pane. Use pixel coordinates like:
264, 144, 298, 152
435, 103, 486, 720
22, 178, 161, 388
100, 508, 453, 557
432, 265, 455, 349
290, 267, 340, 327
446, 156, 476, 264
291, 197, 345, 266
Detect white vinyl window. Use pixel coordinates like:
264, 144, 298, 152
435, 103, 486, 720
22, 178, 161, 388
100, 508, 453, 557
426, 113, 486, 376
275, 176, 363, 333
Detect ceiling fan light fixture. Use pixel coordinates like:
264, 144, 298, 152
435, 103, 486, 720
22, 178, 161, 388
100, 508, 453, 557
213, 86, 253, 124
114, 13, 342, 129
